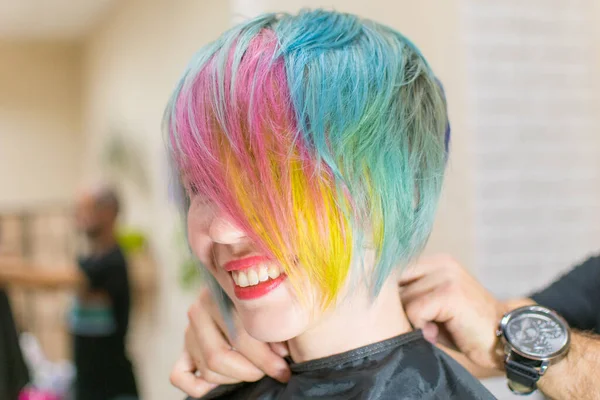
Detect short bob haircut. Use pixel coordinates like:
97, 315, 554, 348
165, 9, 450, 312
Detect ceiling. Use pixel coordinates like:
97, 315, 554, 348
0, 0, 116, 40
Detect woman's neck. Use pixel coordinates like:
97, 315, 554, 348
287, 274, 412, 362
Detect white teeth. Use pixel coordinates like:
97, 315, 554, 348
268, 265, 280, 279
237, 272, 249, 287
247, 269, 259, 285
258, 265, 269, 282
232, 263, 286, 288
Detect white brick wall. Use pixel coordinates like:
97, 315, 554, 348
463, 0, 600, 303
463, 2, 600, 396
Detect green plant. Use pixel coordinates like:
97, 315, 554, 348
116, 227, 147, 256
174, 221, 202, 290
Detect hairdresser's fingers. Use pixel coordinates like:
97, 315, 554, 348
192, 288, 264, 382
204, 299, 290, 382
399, 264, 435, 286
170, 352, 218, 397
185, 300, 236, 384
229, 329, 291, 383
403, 263, 505, 370
399, 271, 448, 305
399, 254, 455, 286
404, 290, 452, 330
185, 326, 243, 384
422, 321, 461, 351
421, 322, 439, 344
404, 290, 468, 357
191, 288, 290, 383
269, 342, 290, 358
187, 305, 266, 383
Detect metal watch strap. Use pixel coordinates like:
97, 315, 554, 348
505, 358, 540, 393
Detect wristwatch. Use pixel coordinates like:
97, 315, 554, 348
496, 305, 570, 395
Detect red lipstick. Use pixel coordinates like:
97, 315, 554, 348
223, 256, 286, 300
223, 255, 271, 272
233, 274, 286, 300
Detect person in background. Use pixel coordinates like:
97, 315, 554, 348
172, 254, 600, 400
0, 186, 139, 399
0, 288, 29, 400
70, 187, 139, 400
0, 221, 29, 400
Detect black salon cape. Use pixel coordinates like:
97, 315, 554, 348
191, 330, 495, 400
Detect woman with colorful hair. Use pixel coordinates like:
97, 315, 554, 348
165, 10, 493, 399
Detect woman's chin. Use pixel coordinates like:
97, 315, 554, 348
230, 279, 312, 343
239, 309, 309, 343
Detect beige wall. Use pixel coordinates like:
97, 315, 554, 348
83, 1, 472, 398
0, 41, 82, 209
83, 1, 232, 398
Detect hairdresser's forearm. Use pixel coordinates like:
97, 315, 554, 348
536, 331, 600, 400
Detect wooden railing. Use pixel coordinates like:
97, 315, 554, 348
0, 207, 74, 361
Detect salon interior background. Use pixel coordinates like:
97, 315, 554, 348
1, 0, 599, 399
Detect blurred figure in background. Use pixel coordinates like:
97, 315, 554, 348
0, 288, 29, 400
0, 222, 29, 400
0, 186, 140, 399
71, 186, 138, 400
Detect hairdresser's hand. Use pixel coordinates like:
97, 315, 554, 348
170, 287, 291, 397
399, 254, 508, 371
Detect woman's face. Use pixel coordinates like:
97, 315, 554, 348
187, 193, 316, 342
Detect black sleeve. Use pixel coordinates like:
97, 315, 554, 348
530, 255, 600, 332
0, 289, 30, 400
78, 249, 126, 291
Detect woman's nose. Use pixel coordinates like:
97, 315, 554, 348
209, 214, 246, 244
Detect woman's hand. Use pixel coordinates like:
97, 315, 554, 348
170, 286, 291, 397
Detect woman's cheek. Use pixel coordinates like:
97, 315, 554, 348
187, 209, 215, 269
188, 232, 213, 268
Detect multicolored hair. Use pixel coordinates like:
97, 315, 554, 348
165, 10, 450, 310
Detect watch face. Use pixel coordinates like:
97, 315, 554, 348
505, 311, 568, 358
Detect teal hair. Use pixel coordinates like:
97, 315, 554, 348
165, 9, 449, 312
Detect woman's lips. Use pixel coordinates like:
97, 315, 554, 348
233, 274, 287, 300
223, 256, 287, 300
223, 255, 272, 271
